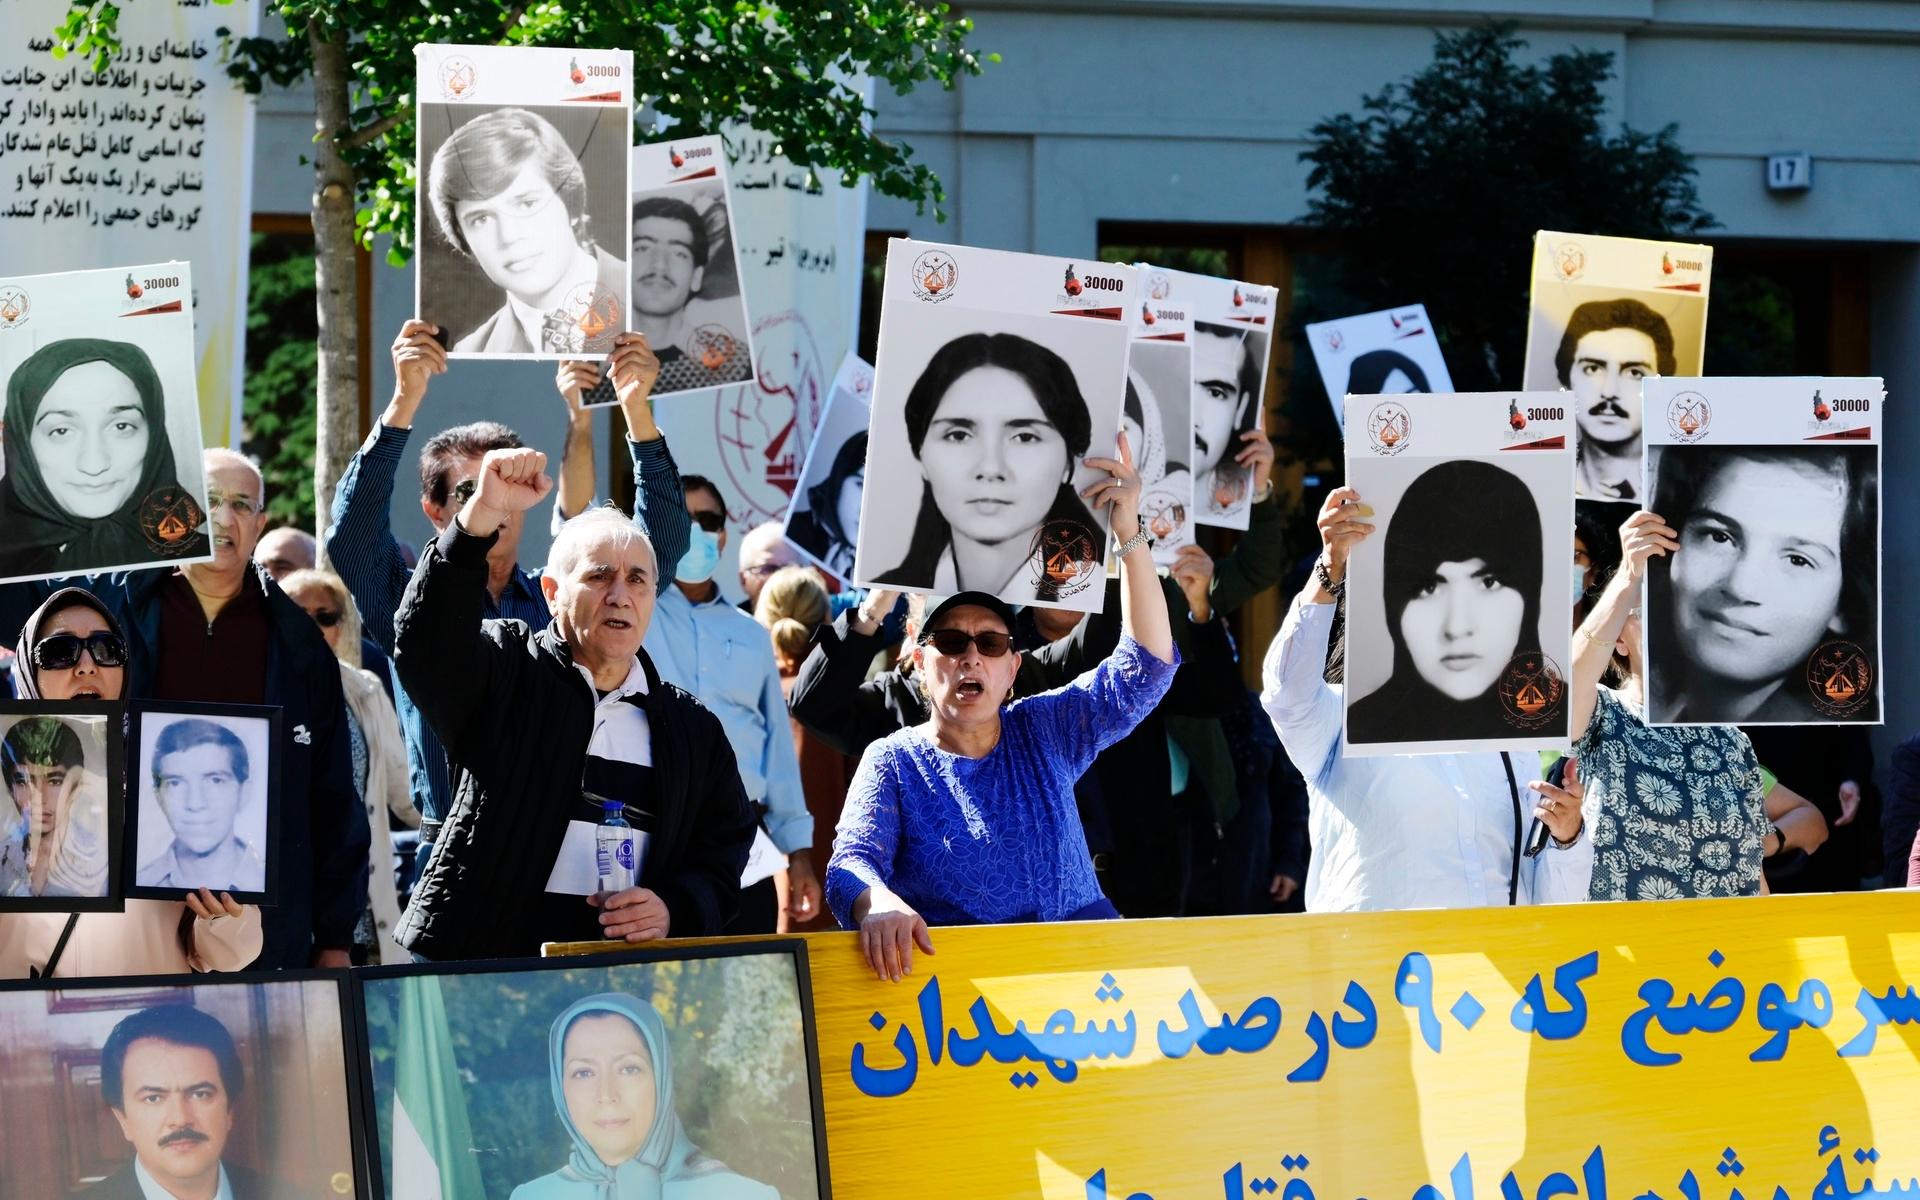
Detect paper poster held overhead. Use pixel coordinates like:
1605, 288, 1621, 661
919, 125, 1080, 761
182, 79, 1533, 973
1128, 270, 1197, 567
784, 353, 875, 586
1342, 391, 1576, 757
1641, 376, 1883, 728
413, 43, 634, 361
1523, 230, 1713, 503
1304, 303, 1454, 431
855, 240, 1137, 615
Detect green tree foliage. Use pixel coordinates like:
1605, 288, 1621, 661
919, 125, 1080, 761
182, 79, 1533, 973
1294, 23, 1715, 420
362, 957, 816, 1198
241, 233, 321, 529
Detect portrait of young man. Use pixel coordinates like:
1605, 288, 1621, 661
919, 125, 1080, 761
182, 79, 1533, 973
629, 187, 753, 395
137, 716, 268, 896
1191, 320, 1263, 524
1554, 297, 1677, 501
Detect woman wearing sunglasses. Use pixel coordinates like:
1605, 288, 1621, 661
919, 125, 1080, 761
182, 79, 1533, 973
825, 434, 1176, 982
0, 588, 261, 978
280, 569, 418, 964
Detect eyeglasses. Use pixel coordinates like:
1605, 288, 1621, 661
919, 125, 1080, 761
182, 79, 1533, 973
32, 632, 128, 671
689, 509, 726, 534
922, 629, 1013, 658
308, 609, 343, 628
451, 479, 479, 508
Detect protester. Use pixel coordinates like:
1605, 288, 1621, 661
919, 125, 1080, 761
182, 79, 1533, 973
1568, 511, 1827, 900
511, 993, 777, 1200
254, 526, 315, 581
755, 565, 830, 675
393, 452, 750, 960
328, 322, 674, 850
1260, 486, 1593, 912
1744, 725, 1872, 893
281, 568, 416, 963
0, 587, 261, 978
827, 433, 1177, 981
641, 475, 815, 934
736, 520, 804, 613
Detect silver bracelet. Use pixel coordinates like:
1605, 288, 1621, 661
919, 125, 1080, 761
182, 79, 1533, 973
1114, 525, 1153, 558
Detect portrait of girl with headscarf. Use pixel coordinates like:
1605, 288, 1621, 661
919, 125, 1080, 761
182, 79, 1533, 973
1347, 459, 1554, 745
511, 993, 778, 1200
0, 337, 209, 581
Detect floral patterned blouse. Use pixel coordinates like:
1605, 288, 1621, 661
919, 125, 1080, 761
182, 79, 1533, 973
1575, 686, 1769, 901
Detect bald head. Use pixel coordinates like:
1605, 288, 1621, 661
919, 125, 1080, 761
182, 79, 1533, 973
737, 521, 801, 607
255, 527, 316, 581
202, 447, 264, 507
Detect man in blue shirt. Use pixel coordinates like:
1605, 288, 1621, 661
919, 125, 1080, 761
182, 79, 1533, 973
643, 474, 816, 932
327, 321, 688, 849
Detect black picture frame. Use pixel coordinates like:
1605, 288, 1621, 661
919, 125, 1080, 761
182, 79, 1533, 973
0, 968, 371, 1199
0, 700, 128, 913
124, 700, 282, 906
350, 940, 833, 1199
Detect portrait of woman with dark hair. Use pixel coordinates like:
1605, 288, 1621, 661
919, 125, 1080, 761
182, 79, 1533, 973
786, 431, 866, 580
873, 331, 1104, 604
1647, 444, 1879, 724
425, 106, 624, 355
1344, 348, 1431, 397
1348, 460, 1552, 744
0, 337, 209, 580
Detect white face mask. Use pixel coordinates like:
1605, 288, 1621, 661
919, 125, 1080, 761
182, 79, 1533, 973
675, 527, 721, 585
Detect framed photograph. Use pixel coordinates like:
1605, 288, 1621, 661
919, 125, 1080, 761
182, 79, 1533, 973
855, 238, 1138, 615
1521, 231, 1714, 503
353, 942, 829, 1200
1304, 303, 1455, 432
413, 43, 634, 361
1642, 376, 1883, 727
614, 135, 758, 402
1343, 391, 1576, 757
1129, 272, 1197, 566
0, 263, 213, 585
0, 701, 125, 912
126, 701, 280, 905
1144, 266, 1278, 532
0, 970, 367, 1197
783, 352, 875, 586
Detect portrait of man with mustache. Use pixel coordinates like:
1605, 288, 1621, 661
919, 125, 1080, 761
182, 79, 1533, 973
1554, 298, 1676, 501
629, 189, 753, 395
92, 1005, 281, 1199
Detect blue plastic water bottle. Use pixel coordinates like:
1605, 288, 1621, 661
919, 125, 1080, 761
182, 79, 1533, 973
594, 797, 638, 895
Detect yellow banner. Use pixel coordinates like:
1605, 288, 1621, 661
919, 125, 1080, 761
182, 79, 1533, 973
794, 892, 1920, 1199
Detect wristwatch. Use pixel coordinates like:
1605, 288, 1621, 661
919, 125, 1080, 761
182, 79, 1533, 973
1766, 821, 1787, 857
1114, 523, 1153, 558
1314, 554, 1346, 596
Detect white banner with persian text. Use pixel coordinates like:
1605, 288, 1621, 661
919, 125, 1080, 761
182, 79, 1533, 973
0, 0, 258, 447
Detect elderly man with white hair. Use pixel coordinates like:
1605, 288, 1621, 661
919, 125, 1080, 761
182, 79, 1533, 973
392, 446, 755, 961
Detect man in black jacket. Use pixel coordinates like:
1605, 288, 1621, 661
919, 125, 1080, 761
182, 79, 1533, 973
393, 447, 755, 960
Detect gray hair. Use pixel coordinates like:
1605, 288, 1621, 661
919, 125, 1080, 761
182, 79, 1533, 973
546, 506, 658, 581
202, 447, 265, 506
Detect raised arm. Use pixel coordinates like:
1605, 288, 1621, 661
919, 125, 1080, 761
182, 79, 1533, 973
1569, 511, 1677, 739
788, 592, 913, 758
1258, 486, 1372, 782
1084, 430, 1173, 664
606, 333, 689, 594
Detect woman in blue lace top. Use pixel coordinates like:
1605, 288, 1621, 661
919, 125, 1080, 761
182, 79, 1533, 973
825, 434, 1177, 981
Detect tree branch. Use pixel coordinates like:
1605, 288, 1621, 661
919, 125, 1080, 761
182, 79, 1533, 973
338, 108, 406, 152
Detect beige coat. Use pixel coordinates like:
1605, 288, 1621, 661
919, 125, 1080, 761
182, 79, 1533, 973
339, 661, 416, 964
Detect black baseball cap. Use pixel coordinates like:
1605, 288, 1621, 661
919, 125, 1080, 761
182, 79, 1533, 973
917, 591, 1018, 641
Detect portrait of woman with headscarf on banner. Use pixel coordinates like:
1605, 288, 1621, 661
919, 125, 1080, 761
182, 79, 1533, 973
0, 713, 111, 900
785, 431, 866, 583
511, 993, 777, 1200
1348, 460, 1550, 745
0, 338, 209, 582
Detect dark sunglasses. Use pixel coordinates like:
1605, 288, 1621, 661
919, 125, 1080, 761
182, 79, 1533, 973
309, 609, 343, 628
451, 478, 479, 507
32, 631, 128, 671
922, 629, 1013, 658
689, 509, 726, 534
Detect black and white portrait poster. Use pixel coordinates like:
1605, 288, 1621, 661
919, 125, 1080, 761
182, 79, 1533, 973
1522, 231, 1713, 503
356, 944, 826, 1200
1342, 392, 1576, 757
128, 701, 280, 904
1642, 376, 1883, 728
621, 135, 757, 400
1150, 267, 1277, 532
854, 239, 1138, 614
0, 701, 124, 911
0, 263, 212, 585
1129, 271, 1196, 566
1304, 303, 1455, 433
414, 43, 633, 361
783, 353, 873, 585
0, 973, 366, 1198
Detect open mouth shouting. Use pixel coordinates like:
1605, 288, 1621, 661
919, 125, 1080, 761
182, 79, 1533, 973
953, 674, 986, 701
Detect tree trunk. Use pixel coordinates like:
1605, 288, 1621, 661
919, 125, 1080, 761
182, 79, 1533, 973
308, 20, 362, 565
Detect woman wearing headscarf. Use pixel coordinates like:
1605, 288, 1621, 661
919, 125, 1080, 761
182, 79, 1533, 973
511, 992, 776, 1200
1347, 460, 1551, 746
784, 432, 866, 581
0, 338, 209, 578
0, 587, 260, 978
